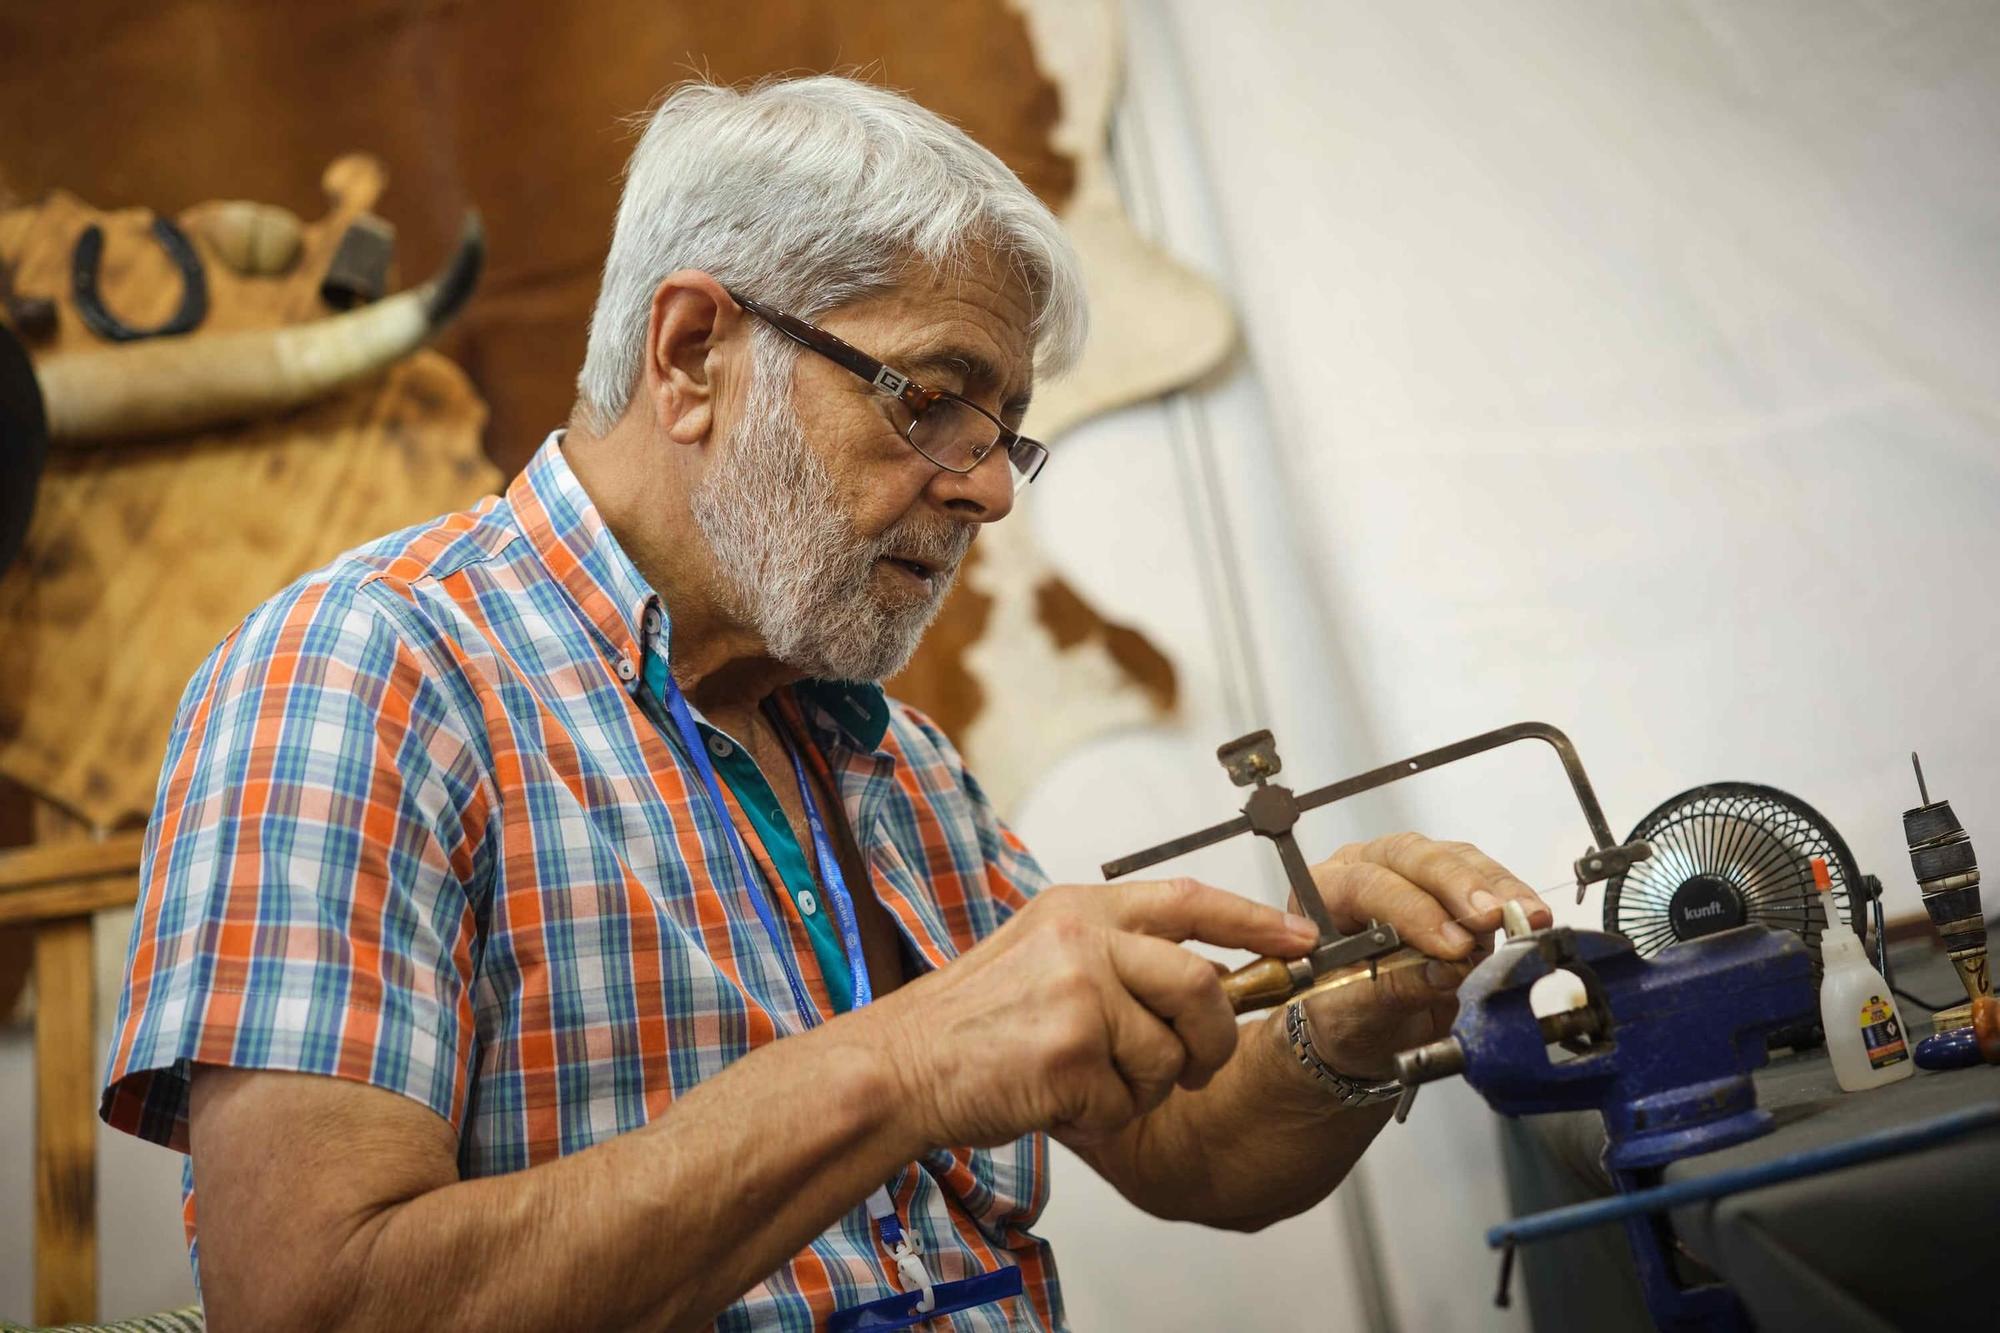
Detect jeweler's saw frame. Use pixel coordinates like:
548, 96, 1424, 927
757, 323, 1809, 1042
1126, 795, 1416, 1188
1102, 721, 1654, 1007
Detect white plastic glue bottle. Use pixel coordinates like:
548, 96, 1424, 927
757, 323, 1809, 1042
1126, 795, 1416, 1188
1812, 857, 1914, 1091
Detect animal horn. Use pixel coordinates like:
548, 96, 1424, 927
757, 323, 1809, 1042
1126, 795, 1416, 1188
36, 212, 484, 443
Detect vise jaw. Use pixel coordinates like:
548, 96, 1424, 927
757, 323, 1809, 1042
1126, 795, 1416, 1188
1397, 924, 1815, 1169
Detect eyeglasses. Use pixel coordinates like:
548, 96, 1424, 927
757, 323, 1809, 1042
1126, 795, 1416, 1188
727, 289, 1049, 491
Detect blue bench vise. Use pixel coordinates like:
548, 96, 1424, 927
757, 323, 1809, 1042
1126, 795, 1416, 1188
1394, 912, 1815, 1330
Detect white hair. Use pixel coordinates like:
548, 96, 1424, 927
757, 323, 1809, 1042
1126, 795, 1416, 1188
577, 75, 1088, 433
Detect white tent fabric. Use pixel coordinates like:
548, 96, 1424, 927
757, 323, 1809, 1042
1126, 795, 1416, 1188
1157, 0, 2000, 931
1026, 3, 2000, 1329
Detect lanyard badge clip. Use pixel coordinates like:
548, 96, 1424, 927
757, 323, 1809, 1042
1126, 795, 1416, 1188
869, 1185, 936, 1313
892, 1235, 937, 1315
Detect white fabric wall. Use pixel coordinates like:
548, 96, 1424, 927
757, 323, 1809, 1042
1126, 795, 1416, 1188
1154, 0, 2000, 930
1023, 7, 1522, 1330
1031, 2, 2000, 1330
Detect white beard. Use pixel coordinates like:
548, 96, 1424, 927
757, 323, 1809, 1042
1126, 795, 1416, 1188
689, 352, 972, 682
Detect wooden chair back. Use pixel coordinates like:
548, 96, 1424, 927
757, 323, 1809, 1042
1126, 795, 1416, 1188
0, 831, 146, 1326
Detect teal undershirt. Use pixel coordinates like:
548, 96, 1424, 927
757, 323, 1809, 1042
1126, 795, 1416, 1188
644, 652, 856, 1012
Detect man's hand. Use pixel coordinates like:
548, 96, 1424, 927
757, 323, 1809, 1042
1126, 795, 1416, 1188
1283, 833, 1551, 1080
861, 879, 1319, 1151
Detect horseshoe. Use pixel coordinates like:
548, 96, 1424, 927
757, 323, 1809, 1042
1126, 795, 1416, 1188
71, 216, 210, 343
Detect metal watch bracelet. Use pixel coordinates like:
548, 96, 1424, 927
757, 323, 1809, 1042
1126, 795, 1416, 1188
1285, 1000, 1401, 1109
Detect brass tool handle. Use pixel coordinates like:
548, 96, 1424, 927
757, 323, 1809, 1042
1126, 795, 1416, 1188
1222, 957, 1310, 1013
1222, 948, 1444, 1014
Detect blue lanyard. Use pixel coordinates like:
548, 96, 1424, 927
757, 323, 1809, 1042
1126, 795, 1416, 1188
782, 735, 873, 1010
653, 671, 871, 1027
650, 662, 1018, 1325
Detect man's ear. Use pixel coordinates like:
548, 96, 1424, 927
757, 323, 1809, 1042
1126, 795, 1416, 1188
641, 270, 746, 447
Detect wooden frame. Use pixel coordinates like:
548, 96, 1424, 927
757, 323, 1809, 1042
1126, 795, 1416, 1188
1, 830, 146, 1326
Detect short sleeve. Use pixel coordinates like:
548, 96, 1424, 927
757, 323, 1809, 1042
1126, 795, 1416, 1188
101, 574, 494, 1152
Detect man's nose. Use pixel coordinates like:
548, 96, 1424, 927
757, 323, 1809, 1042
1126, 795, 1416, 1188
930, 446, 1017, 523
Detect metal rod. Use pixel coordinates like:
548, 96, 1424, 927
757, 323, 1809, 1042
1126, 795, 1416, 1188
1913, 750, 1931, 807
1101, 811, 1252, 879
1102, 720, 1620, 881
1292, 722, 1620, 851
1272, 827, 1335, 937
1484, 1102, 2000, 1250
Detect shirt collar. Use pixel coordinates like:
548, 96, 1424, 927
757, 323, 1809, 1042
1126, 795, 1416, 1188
791, 677, 892, 753
509, 430, 656, 683
511, 430, 893, 754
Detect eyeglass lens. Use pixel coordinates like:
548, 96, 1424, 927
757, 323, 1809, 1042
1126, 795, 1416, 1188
907, 398, 1046, 487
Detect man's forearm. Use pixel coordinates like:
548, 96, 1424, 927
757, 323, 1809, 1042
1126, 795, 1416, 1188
232, 1018, 924, 1332
1081, 1015, 1390, 1232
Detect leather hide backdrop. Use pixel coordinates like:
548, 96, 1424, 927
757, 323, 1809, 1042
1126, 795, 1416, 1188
0, 0, 1235, 822
0, 157, 499, 832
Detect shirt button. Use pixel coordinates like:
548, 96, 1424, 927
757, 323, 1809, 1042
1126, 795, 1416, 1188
707, 735, 733, 758
615, 658, 636, 681
798, 889, 819, 916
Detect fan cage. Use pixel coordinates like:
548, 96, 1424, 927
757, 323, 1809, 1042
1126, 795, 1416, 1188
1603, 782, 1867, 979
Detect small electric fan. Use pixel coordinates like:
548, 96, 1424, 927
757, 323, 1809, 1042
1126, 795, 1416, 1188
1603, 783, 1877, 995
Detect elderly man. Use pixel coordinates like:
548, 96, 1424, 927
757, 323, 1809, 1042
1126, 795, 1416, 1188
104, 76, 1549, 1330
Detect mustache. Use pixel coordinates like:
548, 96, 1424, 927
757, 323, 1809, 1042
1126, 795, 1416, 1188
868, 517, 974, 574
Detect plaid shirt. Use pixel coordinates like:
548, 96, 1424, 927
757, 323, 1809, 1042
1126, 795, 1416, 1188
102, 432, 1065, 1331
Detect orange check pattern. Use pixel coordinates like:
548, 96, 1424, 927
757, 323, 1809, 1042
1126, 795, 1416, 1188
102, 432, 1065, 1331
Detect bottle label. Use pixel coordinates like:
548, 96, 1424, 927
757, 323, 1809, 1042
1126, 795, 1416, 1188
1859, 996, 1909, 1069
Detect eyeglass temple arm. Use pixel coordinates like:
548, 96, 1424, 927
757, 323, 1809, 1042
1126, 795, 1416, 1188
726, 289, 927, 407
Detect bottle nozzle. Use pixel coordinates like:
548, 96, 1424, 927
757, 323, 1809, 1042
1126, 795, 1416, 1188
1811, 857, 1844, 938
